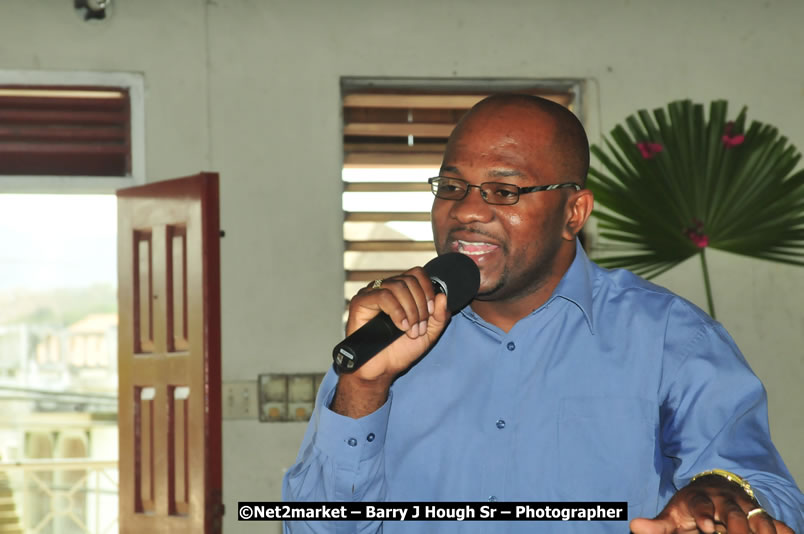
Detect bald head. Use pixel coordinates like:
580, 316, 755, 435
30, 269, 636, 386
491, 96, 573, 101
450, 94, 590, 186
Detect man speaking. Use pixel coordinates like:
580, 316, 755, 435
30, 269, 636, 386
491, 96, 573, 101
282, 94, 804, 533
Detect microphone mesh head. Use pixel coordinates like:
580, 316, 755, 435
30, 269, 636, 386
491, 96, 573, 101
423, 253, 481, 312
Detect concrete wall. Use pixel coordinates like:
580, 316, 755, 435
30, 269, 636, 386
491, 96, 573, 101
1, 1, 802, 532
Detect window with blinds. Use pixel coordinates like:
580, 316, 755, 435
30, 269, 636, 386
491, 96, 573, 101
0, 86, 131, 176
341, 82, 578, 303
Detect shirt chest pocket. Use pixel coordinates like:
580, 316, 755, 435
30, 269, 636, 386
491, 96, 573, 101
556, 396, 657, 507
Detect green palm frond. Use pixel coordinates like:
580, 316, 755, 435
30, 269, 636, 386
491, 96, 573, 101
588, 100, 804, 317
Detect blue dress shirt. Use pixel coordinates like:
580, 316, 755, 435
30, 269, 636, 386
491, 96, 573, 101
283, 242, 804, 533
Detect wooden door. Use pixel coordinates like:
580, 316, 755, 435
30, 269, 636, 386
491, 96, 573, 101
117, 173, 222, 534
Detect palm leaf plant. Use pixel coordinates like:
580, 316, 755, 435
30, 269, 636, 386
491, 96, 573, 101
587, 100, 804, 319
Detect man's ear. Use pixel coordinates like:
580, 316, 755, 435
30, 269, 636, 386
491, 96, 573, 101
562, 188, 594, 241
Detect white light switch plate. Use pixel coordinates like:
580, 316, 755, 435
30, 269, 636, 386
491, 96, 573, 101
222, 381, 258, 420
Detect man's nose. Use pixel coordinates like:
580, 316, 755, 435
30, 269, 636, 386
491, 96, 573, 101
450, 185, 494, 223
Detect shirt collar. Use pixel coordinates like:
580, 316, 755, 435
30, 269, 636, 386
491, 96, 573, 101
459, 239, 596, 334
551, 239, 596, 334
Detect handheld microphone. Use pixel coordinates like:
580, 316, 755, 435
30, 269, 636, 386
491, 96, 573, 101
332, 253, 480, 374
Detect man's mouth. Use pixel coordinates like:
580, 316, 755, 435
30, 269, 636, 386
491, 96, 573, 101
455, 240, 500, 256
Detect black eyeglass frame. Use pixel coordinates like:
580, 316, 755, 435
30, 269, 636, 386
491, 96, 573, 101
428, 176, 582, 205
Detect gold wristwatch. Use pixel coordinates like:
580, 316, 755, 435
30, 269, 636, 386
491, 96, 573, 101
690, 469, 758, 504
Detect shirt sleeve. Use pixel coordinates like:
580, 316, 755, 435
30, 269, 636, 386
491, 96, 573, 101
659, 299, 804, 531
282, 368, 390, 534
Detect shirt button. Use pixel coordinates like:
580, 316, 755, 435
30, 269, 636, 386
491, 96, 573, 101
347, 438, 357, 447
495, 419, 506, 430
506, 341, 515, 351
488, 496, 498, 502
366, 433, 375, 442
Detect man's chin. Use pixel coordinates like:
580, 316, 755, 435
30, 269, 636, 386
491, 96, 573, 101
473, 279, 507, 301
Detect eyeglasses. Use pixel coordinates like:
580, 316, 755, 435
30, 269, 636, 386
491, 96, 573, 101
428, 176, 581, 205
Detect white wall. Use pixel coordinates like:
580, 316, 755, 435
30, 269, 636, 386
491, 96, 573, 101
1, 1, 802, 532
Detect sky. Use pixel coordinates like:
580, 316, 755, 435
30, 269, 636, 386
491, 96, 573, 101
0, 194, 117, 292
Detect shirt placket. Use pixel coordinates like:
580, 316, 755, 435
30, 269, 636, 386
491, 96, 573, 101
479, 332, 521, 503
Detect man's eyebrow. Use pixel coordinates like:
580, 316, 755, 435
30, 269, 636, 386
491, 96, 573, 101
438, 166, 529, 179
488, 169, 525, 178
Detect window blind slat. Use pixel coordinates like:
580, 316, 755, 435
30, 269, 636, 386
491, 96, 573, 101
0, 97, 126, 111
0, 109, 127, 124
0, 143, 127, 155
344, 122, 455, 138
345, 241, 435, 252
0, 86, 127, 99
344, 212, 431, 222
344, 143, 445, 154
345, 153, 442, 167
343, 93, 572, 109
343, 94, 489, 109
0, 152, 126, 176
344, 182, 430, 193
0, 126, 126, 143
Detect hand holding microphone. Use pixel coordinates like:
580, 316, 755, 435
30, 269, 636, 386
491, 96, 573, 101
333, 253, 480, 379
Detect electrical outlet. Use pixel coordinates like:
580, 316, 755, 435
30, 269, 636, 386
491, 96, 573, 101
222, 381, 258, 420
257, 373, 325, 422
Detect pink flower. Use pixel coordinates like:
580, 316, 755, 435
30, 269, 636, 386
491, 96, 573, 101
684, 219, 708, 248
637, 142, 664, 159
691, 234, 709, 248
722, 134, 745, 147
722, 121, 745, 147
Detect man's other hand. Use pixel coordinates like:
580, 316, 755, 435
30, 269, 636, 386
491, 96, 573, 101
630, 474, 795, 534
